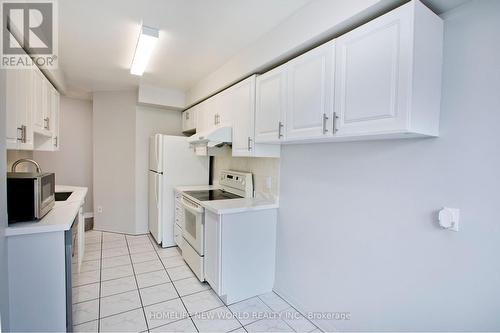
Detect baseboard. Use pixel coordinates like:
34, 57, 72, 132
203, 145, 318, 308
84, 212, 94, 219
91, 226, 150, 236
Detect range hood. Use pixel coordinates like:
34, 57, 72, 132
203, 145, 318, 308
188, 126, 232, 146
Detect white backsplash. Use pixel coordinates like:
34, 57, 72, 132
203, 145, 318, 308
212, 150, 280, 198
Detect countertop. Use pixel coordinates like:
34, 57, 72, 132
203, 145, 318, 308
5, 185, 88, 237
175, 185, 279, 214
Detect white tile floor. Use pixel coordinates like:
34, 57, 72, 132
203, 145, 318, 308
72, 230, 320, 333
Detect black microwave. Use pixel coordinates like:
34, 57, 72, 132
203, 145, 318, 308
7, 172, 55, 223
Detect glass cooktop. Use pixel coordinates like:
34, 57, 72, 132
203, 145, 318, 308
184, 189, 242, 201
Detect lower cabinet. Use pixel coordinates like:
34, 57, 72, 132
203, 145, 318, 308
204, 209, 277, 305
174, 224, 182, 247
7, 230, 72, 331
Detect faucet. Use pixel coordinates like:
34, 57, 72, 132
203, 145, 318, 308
11, 159, 42, 173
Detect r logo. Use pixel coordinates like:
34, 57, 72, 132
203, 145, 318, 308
2, 1, 53, 55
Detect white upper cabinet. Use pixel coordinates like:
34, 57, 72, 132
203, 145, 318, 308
33, 82, 60, 151
255, 64, 287, 144
32, 68, 50, 136
182, 106, 197, 133
285, 40, 335, 141
214, 89, 232, 128
194, 0, 442, 148
196, 97, 216, 133
254, 0, 442, 144
5, 51, 60, 151
255, 41, 335, 144
230, 76, 255, 156
5, 68, 33, 150
50, 86, 60, 150
5, 70, 18, 149
231, 75, 280, 157
334, 0, 442, 138
18, 69, 34, 150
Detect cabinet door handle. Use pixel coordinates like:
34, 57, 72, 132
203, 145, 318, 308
214, 114, 217, 125
186, 112, 189, 120
333, 112, 339, 134
44, 117, 50, 130
17, 127, 23, 141
247, 137, 252, 151
17, 125, 26, 143
54, 136, 58, 147
278, 121, 284, 139
322, 113, 329, 134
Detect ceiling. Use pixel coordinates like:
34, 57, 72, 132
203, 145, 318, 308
58, 0, 313, 97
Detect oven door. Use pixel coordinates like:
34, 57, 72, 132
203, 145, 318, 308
37, 173, 55, 219
181, 196, 205, 255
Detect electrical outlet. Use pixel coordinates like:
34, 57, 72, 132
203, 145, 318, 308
97, 206, 103, 213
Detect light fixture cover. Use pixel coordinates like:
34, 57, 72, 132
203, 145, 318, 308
130, 25, 159, 76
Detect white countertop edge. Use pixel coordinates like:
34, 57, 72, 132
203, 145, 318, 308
203, 201, 279, 215
5, 185, 88, 237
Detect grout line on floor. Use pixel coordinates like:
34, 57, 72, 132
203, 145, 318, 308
97, 305, 144, 321
147, 234, 200, 333
125, 236, 151, 332
78, 230, 307, 333
263, 291, 320, 332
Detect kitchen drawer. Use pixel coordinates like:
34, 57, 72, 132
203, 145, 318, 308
180, 240, 204, 281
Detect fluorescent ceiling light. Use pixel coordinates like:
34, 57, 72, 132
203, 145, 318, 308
130, 25, 159, 76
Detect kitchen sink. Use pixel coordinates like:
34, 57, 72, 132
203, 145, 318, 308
55, 192, 73, 201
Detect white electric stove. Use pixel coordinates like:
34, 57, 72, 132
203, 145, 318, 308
180, 170, 253, 281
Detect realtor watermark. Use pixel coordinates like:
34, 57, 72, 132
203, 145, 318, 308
1, 0, 58, 68
147, 310, 351, 322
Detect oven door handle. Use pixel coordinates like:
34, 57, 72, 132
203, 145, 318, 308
181, 197, 204, 214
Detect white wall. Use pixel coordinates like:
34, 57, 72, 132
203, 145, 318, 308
34, 96, 93, 214
93, 91, 137, 234
0, 69, 10, 331
275, 1, 500, 331
135, 106, 182, 234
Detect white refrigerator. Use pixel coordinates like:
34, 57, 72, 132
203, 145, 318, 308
149, 134, 209, 247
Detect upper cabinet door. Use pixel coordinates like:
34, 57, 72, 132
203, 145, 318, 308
182, 107, 197, 133
285, 41, 335, 141
5, 68, 33, 150
32, 69, 46, 134
334, 4, 412, 136
230, 76, 255, 157
17, 69, 34, 150
215, 89, 232, 127
255, 65, 287, 144
5, 69, 19, 149
196, 97, 217, 133
51, 87, 60, 150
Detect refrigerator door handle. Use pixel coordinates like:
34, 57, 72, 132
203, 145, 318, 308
155, 174, 159, 208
